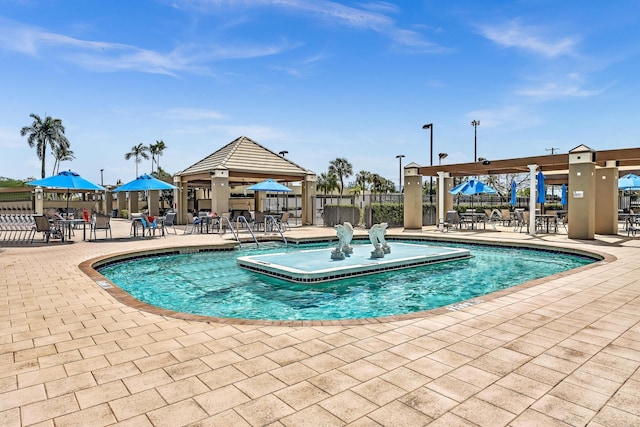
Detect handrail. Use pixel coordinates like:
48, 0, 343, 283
264, 215, 287, 245
236, 216, 259, 246
218, 216, 241, 246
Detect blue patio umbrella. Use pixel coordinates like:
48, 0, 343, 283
449, 179, 498, 196
510, 181, 517, 206
246, 179, 292, 193
112, 174, 177, 192
27, 170, 105, 213
536, 171, 546, 204
618, 173, 640, 190
561, 184, 568, 206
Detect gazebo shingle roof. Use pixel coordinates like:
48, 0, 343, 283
177, 136, 311, 182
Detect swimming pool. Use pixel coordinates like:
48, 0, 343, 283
96, 240, 596, 321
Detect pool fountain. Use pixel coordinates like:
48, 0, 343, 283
237, 223, 472, 283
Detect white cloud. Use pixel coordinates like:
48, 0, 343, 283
478, 19, 579, 58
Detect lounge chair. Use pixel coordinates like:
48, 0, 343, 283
500, 209, 513, 226
91, 214, 112, 240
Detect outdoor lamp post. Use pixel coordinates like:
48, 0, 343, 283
471, 120, 480, 163
438, 152, 448, 165
396, 154, 405, 192
422, 123, 433, 202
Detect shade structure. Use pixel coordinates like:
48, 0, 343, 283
536, 171, 546, 204
561, 184, 568, 206
449, 179, 497, 196
246, 179, 292, 193
510, 181, 517, 206
27, 170, 106, 214
112, 174, 177, 192
618, 173, 640, 190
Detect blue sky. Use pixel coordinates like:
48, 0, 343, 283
1, 0, 639, 188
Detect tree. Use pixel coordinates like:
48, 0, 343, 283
149, 140, 167, 173
51, 146, 75, 175
316, 172, 338, 207
328, 157, 353, 204
125, 143, 150, 177
20, 113, 70, 178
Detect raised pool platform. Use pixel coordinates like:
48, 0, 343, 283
237, 242, 472, 283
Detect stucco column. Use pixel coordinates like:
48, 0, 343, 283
595, 161, 618, 235
568, 146, 596, 239
528, 164, 537, 235
174, 176, 188, 224
34, 186, 43, 215
148, 191, 160, 217
403, 164, 422, 230
302, 172, 317, 226
210, 167, 230, 217
116, 192, 127, 218
104, 187, 113, 216
127, 192, 139, 217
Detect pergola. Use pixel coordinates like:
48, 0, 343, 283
404, 146, 640, 238
172, 136, 317, 225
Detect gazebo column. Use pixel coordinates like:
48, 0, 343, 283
403, 164, 422, 230
148, 190, 160, 217
173, 176, 187, 224
595, 160, 618, 235
436, 172, 452, 231
568, 145, 596, 239
528, 164, 537, 235
104, 187, 114, 216
128, 192, 139, 217
210, 167, 229, 217
302, 172, 317, 226
116, 192, 127, 218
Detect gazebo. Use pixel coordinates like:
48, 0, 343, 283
173, 136, 316, 225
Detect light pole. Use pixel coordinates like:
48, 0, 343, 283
471, 120, 480, 163
438, 152, 448, 165
100, 169, 104, 186
396, 155, 405, 192
279, 150, 288, 157
422, 123, 433, 202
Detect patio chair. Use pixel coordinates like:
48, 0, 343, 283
32, 215, 61, 243
91, 214, 112, 240
500, 209, 513, 227
163, 212, 177, 234
141, 214, 164, 237
184, 212, 197, 234
514, 210, 528, 232
277, 212, 291, 231
443, 210, 461, 232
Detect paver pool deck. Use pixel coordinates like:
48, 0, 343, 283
1, 219, 639, 426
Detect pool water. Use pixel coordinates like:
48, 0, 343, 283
97, 241, 595, 321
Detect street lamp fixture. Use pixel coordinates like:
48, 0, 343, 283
438, 152, 448, 165
471, 120, 480, 163
279, 150, 288, 157
422, 123, 434, 201
396, 154, 405, 192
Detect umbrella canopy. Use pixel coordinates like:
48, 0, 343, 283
27, 170, 105, 214
27, 170, 105, 191
112, 174, 177, 192
449, 179, 497, 196
561, 184, 568, 206
536, 171, 546, 204
618, 173, 640, 190
246, 179, 292, 193
510, 181, 517, 206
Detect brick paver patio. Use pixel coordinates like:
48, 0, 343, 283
1, 219, 639, 426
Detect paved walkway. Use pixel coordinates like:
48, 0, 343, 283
1, 219, 639, 426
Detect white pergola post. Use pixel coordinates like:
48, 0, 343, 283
528, 164, 537, 235
437, 171, 448, 231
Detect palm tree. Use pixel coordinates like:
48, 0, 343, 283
124, 143, 150, 177
316, 172, 338, 207
149, 140, 167, 173
20, 113, 70, 178
328, 157, 353, 205
51, 146, 75, 174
